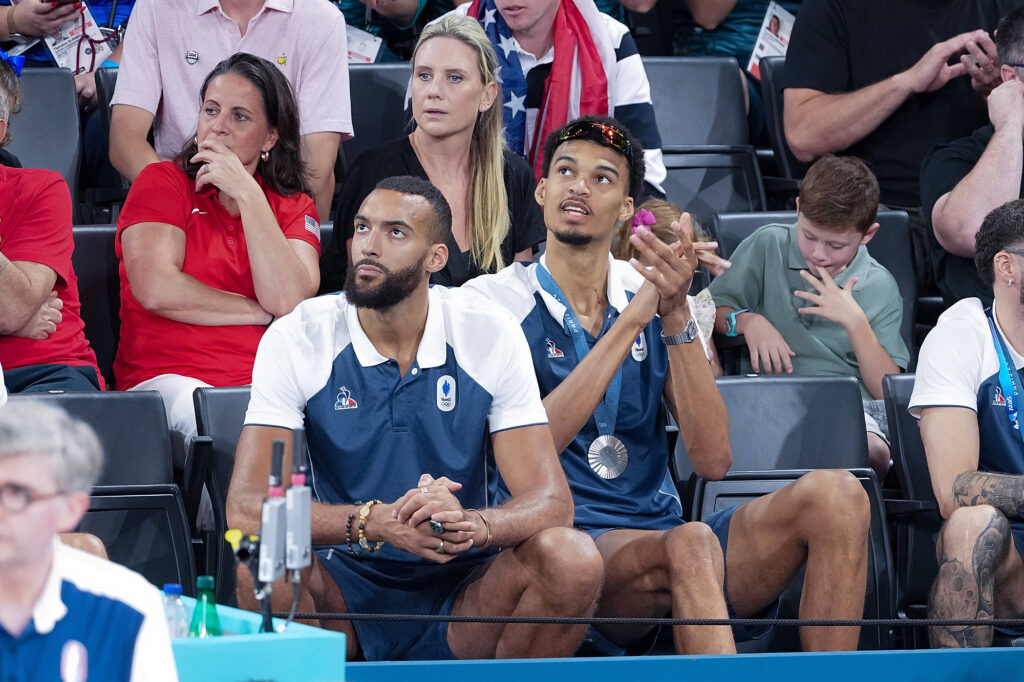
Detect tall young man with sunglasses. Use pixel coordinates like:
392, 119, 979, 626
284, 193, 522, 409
468, 115, 872, 654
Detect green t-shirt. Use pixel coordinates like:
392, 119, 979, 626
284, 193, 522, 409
707, 223, 909, 397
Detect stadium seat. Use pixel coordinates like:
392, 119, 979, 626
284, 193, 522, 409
690, 468, 896, 651
343, 64, 413, 171
81, 67, 130, 223
641, 57, 748, 147
7, 68, 82, 217
661, 145, 766, 227
672, 375, 869, 494
72, 225, 120, 386
882, 373, 941, 648
711, 210, 917, 366
193, 385, 252, 605
759, 56, 808, 182
7, 391, 196, 594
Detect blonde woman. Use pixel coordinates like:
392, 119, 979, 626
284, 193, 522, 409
321, 14, 544, 291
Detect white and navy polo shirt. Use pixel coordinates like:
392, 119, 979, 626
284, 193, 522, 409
245, 286, 550, 562
0, 540, 177, 682
465, 255, 684, 534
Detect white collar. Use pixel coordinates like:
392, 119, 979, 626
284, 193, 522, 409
535, 253, 632, 326
345, 288, 448, 370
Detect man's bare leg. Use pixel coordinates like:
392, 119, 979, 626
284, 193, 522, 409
236, 556, 359, 659
723, 469, 869, 650
593, 524, 735, 654
446, 527, 603, 659
929, 504, 1024, 647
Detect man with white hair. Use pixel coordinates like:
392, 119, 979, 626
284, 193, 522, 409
0, 401, 177, 681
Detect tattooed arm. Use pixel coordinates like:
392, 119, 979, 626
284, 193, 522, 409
953, 471, 1024, 517
920, 406, 981, 519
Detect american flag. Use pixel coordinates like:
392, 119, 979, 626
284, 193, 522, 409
470, 0, 529, 157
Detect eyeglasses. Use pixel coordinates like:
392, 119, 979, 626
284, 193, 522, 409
556, 121, 632, 163
0, 483, 65, 514
1005, 248, 1024, 258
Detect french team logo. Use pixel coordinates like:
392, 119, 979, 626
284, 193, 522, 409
632, 332, 648, 362
994, 387, 1007, 407
437, 375, 456, 412
545, 338, 564, 359
334, 386, 358, 410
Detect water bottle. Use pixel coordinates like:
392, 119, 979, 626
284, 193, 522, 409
188, 575, 222, 637
162, 583, 189, 639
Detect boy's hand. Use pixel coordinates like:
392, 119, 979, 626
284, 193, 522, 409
741, 313, 795, 374
794, 267, 868, 331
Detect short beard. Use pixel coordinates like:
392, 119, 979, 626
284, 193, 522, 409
551, 229, 593, 246
343, 256, 426, 310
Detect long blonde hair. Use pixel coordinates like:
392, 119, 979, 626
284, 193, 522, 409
413, 15, 510, 273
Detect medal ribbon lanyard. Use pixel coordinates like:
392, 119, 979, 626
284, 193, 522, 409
987, 310, 1024, 447
536, 263, 623, 436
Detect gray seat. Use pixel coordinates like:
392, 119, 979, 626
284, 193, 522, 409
759, 55, 808, 181
7, 68, 81, 206
661, 145, 766, 228
343, 64, 413, 170
641, 57, 748, 146
71, 225, 120, 386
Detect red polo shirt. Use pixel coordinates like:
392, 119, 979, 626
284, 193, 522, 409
113, 162, 320, 389
0, 167, 101, 381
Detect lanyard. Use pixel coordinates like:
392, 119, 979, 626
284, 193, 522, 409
986, 309, 1024, 447
536, 263, 623, 436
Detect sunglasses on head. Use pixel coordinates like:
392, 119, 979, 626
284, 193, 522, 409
556, 121, 631, 162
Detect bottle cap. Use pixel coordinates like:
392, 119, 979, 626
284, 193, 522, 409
197, 575, 215, 590
163, 583, 183, 595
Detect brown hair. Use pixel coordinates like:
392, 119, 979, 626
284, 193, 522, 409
798, 155, 879, 234
612, 198, 707, 260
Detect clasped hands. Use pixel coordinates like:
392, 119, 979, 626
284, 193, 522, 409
379, 473, 482, 564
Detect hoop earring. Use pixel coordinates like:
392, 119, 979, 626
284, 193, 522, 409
260, 150, 270, 162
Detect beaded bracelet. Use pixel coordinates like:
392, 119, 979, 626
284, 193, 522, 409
357, 500, 384, 553
345, 511, 359, 555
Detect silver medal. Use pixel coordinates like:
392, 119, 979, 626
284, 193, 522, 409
588, 435, 628, 479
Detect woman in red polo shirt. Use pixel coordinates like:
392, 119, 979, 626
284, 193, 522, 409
114, 53, 321, 442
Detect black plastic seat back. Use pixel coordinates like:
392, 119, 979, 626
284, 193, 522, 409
691, 469, 895, 651
71, 225, 120, 386
673, 375, 869, 487
343, 64, 413, 170
8, 68, 81, 200
759, 56, 808, 180
883, 373, 941, 619
641, 57, 748, 146
194, 385, 252, 605
82, 484, 197, 596
661, 145, 766, 227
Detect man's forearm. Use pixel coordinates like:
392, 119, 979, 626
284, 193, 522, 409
932, 127, 1024, 258
953, 471, 1024, 517
477, 486, 574, 548
109, 134, 159, 183
785, 77, 914, 162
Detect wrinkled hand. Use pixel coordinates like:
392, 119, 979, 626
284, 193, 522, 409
10, 0, 82, 38
375, 501, 475, 564
74, 70, 98, 111
13, 291, 62, 339
902, 31, 979, 94
741, 313, 795, 374
628, 212, 699, 322
960, 31, 1001, 95
793, 266, 867, 330
191, 138, 262, 200
987, 78, 1024, 132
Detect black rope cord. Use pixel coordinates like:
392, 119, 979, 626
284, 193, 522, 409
271, 612, 1024, 629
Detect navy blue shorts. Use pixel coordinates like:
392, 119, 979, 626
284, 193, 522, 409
315, 546, 493, 661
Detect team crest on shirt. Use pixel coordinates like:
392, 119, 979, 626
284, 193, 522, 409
185, 50, 199, 65
994, 386, 1007, 407
437, 375, 456, 412
277, 54, 287, 66
632, 332, 648, 361
545, 338, 564, 359
334, 386, 358, 410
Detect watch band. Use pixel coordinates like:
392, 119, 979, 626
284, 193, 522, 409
661, 317, 699, 345
726, 308, 750, 337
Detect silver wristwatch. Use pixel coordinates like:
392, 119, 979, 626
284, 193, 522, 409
661, 317, 699, 345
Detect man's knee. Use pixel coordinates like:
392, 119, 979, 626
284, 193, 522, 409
663, 522, 723, 582
938, 505, 1012, 561
788, 469, 870, 542
523, 527, 603, 602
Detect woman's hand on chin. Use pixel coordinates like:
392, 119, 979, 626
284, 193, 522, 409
191, 139, 261, 202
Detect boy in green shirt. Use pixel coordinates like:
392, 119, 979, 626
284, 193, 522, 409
708, 155, 909, 478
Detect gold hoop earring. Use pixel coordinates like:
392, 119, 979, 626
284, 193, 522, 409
260, 150, 270, 162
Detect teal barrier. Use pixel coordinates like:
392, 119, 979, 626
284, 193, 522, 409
172, 596, 346, 682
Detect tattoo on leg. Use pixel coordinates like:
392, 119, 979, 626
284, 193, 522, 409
929, 513, 1009, 648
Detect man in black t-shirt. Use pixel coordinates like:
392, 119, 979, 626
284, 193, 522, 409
782, 0, 1018, 284
922, 9, 1024, 308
